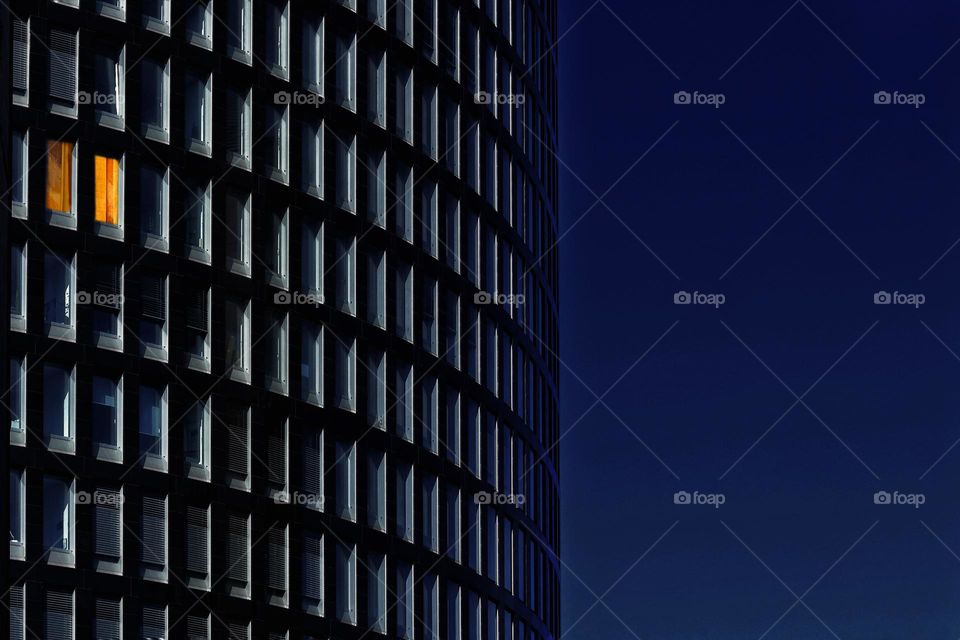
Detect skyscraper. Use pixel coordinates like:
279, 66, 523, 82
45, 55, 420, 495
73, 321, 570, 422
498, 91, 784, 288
2, 0, 559, 638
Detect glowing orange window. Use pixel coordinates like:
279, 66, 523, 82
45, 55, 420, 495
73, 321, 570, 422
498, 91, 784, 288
46, 140, 74, 213
94, 155, 120, 225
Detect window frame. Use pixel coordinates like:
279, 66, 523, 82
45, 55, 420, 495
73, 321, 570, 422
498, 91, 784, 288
11, 129, 28, 217
93, 44, 125, 130
43, 251, 76, 341
45, 139, 78, 227
139, 383, 169, 473
141, 57, 170, 143
91, 374, 123, 463
93, 153, 124, 240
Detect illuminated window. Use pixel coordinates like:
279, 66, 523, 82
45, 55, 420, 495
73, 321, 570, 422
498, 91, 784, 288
94, 155, 120, 226
46, 140, 75, 215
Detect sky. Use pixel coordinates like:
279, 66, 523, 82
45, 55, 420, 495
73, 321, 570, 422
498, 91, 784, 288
558, 1, 960, 638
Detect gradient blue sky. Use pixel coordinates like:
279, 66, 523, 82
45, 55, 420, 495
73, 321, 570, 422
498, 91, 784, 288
559, 1, 960, 638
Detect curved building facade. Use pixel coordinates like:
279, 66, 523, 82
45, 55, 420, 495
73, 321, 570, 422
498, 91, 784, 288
3, 0, 559, 638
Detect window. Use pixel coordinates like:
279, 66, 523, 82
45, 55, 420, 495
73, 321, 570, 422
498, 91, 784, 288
139, 384, 167, 470
93, 154, 123, 233
46, 140, 76, 219
9, 357, 26, 441
365, 249, 386, 328
226, 87, 252, 168
367, 50, 386, 127
301, 320, 324, 405
223, 404, 250, 490
423, 573, 439, 640
396, 462, 414, 541
186, 0, 213, 48
422, 182, 439, 257
139, 273, 167, 358
265, 104, 289, 182
335, 133, 356, 212
267, 208, 289, 288
185, 179, 212, 262
44, 589, 74, 639
92, 376, 121, 460
265, 525, 288, 606
186, 285, 211, 370
185, 71, 212, 155
334, 337, 357, 410
94, 598, 121, 640
93, 487, 122, 573
302, 119, 323, 198
302, 16, 324, 94
302, 430, 324, 511
444, 98, 460, 177
43, 364, 75, 451
266, 312, 288, 393
141, 605, 166, 640
365, 350, 386, 430
422, 84, 438, 158
446, 485, 461, 561
142, 0, 170, 33
445, 194, 460, 272
335, 543, 357, 624
395, 262, 414, 342
421, 277, 438, 354
141, 57, 170, 141
396, 362, 414, 441
396, 562, 415, 640
226, 296, 251, 382
225, 190, 251, 275
226, 0, 253, 62
447, 582, 461, 640
301, 219, 324, 298
395, 162, 414, 242
335, 441, 356, 521
368, 0, 387, 27
395, 64, 414, 143
10, 583, 25, 640
94, 45, 124, 128
445, 386, 461, 463
367, 554, 387, 633
303, 532, 324, 615
141, 494, 167, 580
265, 0, 290, 78
443, 5, 459, 80
422, 474, 439, 551
184, 398, 211, 480
11, 130, 27, 215
92, 261, 122, 350
366, 450, 386, 531
186, 504, 210, 589
421, 375, 439, 452
334, 34, 356, 110
334, 235, 356, 314
49, 29, 78, 117
10, 469, 25, 559
226, 512, 251, 598
43, 476, 74, 562
265, 418, 287, 495
12, 17, 29, 106
395, 0, 414, 45
10, 242, 26, 332
366, 149, 387, 226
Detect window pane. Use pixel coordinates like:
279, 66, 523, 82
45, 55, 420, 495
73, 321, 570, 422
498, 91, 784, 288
94, 155, 120, 225
46, 140, 74, 213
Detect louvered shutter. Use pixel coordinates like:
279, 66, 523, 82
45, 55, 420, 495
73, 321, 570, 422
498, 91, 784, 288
267, 424, 286, 486
186, 505, 208, 574
95, 263, 121, 309
302, 431, 322, 504
226, 409, 248, 476
94, 489, 121, 559
48, 29, 76, 103
94, 598, 121, 640
12, 18, 27, 92
185, 288, 207, 332
228, 622, 249, 640
141, 604, 165, 639
185, 614, 208, 640
302, 532, 323, 601
141, 496, 166, 566
141, 274, 165, 321
227, 513, 248, 582
226, 91, 240, 155
44, 589, 72, 640
266, 527, 286, 590
9, 584, 25, 640
268, 633, 287, 640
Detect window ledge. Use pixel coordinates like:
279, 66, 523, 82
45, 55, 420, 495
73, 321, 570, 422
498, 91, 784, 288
49, 101, 78, 119
94, 332, 123, 352
46, 435, 76, 454
186, 33, 212, 50
143, 234, 169, 253
142, 344, 168, 362
11, 203, 27, 219
47, 548, 75, 568
9, 429, 26, 446
46, 210, 77, 229
143, 125, 170, 144
186, 246, 211, 265
94, 444, 123, 463
13, 93, 29, 108
9, 542, 25, 561
94, 221, 124, 241
142, 16, 170, 36
10, 315, 25, 333
95, 111, 125, 131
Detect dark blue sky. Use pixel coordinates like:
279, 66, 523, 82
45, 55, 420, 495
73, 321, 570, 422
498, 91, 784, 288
559, 1, 960, 638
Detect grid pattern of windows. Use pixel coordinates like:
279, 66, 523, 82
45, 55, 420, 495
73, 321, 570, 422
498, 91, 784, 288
6, 0, 559, 638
